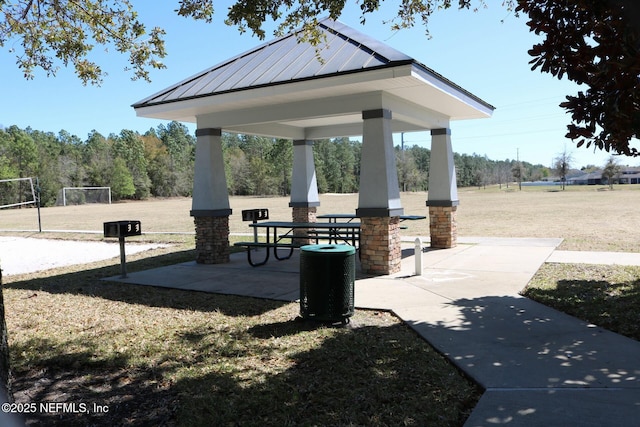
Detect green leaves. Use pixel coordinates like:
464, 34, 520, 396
2, 0, 637, 160
518, 0, 640, 157
175, 0, 214, 22
0, 0, 167, 85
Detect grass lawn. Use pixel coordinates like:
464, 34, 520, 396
523, 263, 640, 342
3, 184, 640, 251
2, 186, 640, 425
3, 246, 480, 426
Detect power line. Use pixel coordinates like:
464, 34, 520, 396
498, 95, 566, 110
454, 127, 567, 140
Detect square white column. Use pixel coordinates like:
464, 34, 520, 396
427, 128, 459, 207
289, 140, 320, 208
190, 128, 231, 217
356, 109, 403, 217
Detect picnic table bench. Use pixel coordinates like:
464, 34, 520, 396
233, 221, 361, 267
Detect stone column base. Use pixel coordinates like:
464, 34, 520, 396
292, 206, 317, 245
428, 206, 457, 249
193, 216, 230, 264
359, 216, 401, 275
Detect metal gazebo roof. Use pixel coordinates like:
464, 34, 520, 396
133, 18, 494, 139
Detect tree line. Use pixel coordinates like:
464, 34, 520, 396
0, 122, 195, 207
0, 122, 550, 207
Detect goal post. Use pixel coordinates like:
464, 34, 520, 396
0, 177, 42, 232
61, 187, 112, 206
0, 177, 37, 209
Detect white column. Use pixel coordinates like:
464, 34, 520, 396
427, 128, 458, 206
426, 128, 459, 249
356, 109, 403, 217
289, 140, 320, 208
190, 128, 231, 217
357, 109, 403, 275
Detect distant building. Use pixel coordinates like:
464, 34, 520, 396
568, 170, 604, 185
617, 168, 640, 184
568, 167, 640, 185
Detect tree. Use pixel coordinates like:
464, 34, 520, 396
602, 155, 621, 189
5, 126, 38, 179
0, 0, 169, 84
334, 138, 358, 193
517, 1, 640, 157
83, 130, 114, 188
3, 126, 38, 205
110, 157, 136, 199
30, 129, 78, 206
145, 122, 195, 197
553, 147, 574, 190
142, 131, 174, 197
112, 130, 151, 199
239, 135, 278, 195
224, 145, 250, 195
495, 161, 513, 189
407, 145, 430, 190
267, 139, 292, 196
2, 1, 638, 155
511, 161, 523, 190
0, 129, 18, 180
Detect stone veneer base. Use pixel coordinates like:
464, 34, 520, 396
428, 206, 457, 249
359, 216, 401, 275
193, 216, 230, 264
292, 206, 317, 245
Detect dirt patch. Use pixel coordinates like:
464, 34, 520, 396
0, 237, 167, 276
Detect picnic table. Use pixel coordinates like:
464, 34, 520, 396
234, 221, 360, 267
317, 213, 426, 229
318, 213, 426, 222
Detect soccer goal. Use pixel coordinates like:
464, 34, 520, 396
60, 187, 112, 206
0, 177, 38, 209
0, 177, 42, 232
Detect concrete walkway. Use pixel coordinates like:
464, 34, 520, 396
106, 237, 640, 426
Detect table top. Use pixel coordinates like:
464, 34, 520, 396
249, 221, 361, 229
317, 213, 426, 220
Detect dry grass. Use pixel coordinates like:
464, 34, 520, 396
524, 263, 640, 341
2, 186, 640, 425
3, 249, 479, 426
2, 184, 640, 251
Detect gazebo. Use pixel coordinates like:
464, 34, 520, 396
133, 18, 494, 275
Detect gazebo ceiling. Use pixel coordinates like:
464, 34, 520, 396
133, 18, 494, 140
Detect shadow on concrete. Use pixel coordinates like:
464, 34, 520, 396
4, 249, 289, 317
401, 295, 640, 426
408, 295, 640, 390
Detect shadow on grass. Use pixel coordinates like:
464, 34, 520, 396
11, 336, 177, 426
3, 248, 289, 317
174, 321, 479, 427
11, 315, 479, 426
523, 278, 640, 341
5, 247, 480, 426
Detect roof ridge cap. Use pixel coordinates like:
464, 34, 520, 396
316, 18, 413, 64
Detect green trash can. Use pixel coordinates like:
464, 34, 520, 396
299, 244, 355, 323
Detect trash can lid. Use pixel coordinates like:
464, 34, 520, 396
300, 244, 356, 255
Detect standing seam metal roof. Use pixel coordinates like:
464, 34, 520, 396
133, 18, 493, 111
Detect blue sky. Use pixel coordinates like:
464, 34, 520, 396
0, 2, 629, 169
